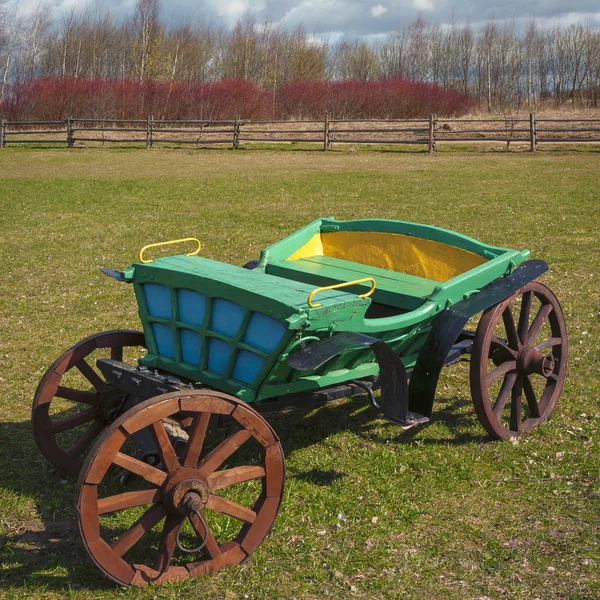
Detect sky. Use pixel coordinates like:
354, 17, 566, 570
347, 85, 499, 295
28, 0, 600, 37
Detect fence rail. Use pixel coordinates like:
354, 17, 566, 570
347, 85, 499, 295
1, 114, 599, 151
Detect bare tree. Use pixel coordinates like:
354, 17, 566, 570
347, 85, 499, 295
18, 1, 51, 81
133, 0, 161, 81
0, 0, 22, 103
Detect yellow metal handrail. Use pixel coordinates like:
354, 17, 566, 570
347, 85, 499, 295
307, 277, 376, 308
139, 237, 202, 263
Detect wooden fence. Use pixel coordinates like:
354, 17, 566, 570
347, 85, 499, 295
1, 114, 599, 152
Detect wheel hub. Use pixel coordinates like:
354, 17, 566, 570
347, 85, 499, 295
96, 388, 127, 424
517, 346, 555, 378
172, 480, 209, 514
163, 469, 210, 515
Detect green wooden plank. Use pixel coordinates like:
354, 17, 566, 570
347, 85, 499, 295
129, 255, 368, 318
266, 258, 430, 310
301, 255, 439, 298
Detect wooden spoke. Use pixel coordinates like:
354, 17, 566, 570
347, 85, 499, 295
113, 452, 168, 486
189, 512, 221, 559
517, 291, 533, 344
527, 303, 553, 344
182, 412, 211, 468
76, 391, 284, 587
206, 494, 257, 524
154, 514, 186, 573
150, 420, 180, 473
534, 337, 562, 352
98, 489, 161, 515
502, 307, 520, 350
111, 503, 166, 557
470, 282, 568, 440
75, 359, 108, 393
198, 428, 252, 476
523, 376, 541, 418
492, 372, 517, 417
509, 375, 523, 433
486, 360, 517, 386
55, 386, 99, 406
208, 465, 266, 491
111, 346, 124, 361
490, 336, 517, 359
52, 408, 96, 434
68, 420, 104, 458
32, 330, 146, 475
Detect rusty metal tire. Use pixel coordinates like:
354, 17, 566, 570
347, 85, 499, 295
32, 330, 146, 475
76, 389, 285, 587
470, 281, 567, 440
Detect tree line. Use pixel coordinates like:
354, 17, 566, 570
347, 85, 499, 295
1, 0, 599, 110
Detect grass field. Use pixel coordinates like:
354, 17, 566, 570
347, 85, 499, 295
0, 146, 599, 600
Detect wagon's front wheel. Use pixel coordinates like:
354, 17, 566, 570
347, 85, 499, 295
32, 330, 146, 475
76, 390, 285, 587
470, 281, 567, 440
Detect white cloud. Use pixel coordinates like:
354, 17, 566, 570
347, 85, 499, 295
370, 4, 387, 17
413, 0, 434, 11
17, 0, 600, 36
219, 0, 250, 18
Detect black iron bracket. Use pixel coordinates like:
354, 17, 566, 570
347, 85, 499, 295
100, 267, 129, 283
97, 358, 195, 399
408, 259, 548, 417
286, 332, 417, 425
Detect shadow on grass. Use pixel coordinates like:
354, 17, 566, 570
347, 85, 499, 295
0, 392, 488, 591
267, 392, 485, 454
0, 419, 112, 590
0, 516, 114, 591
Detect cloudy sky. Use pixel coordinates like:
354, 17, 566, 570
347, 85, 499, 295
33, 0, 600, 36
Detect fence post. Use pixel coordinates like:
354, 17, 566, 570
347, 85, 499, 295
529, 112, 536, 152
67, 117, 74, 148
1, 120, 6, 148
146, 115, 151, 148
232, 115, 240, 149
323, 115, 329, 151
428, 114, 435, 153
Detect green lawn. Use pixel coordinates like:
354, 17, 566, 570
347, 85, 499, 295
0, 147, 599, 600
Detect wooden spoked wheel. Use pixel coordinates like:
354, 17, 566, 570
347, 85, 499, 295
470, 281, 567, 440
76, 390, 285, 587
32, 330, 146, 475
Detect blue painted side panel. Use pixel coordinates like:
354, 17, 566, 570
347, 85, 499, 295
153, 323, 175, 358
144, 287, 290, 388
144, 284, 171, 319
244, 312, 287, 353
181, 329, 202, 365
212, 299, 245, 338
179, 289, 206, 327
233, 350, 265, 384
208, 338, 230, 374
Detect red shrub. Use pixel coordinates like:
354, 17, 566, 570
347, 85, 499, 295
275, 79, 475, 119
0, 76, 474, 121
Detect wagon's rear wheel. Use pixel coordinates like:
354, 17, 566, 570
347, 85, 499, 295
470, 281, 567, 440
76, 390, 285, 587
32, 330, 146, 475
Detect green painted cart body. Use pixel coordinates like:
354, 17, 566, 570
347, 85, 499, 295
125, 218, 529, 404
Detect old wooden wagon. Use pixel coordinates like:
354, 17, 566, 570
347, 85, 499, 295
32, 218, 567, 586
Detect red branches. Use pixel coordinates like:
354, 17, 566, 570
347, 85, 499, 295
1, 77, 474, 121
